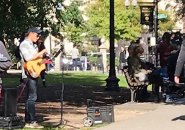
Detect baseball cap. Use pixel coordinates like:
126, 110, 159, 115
27, 27, 42, 34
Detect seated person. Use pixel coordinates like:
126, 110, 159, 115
127, 45, 163, 101
127, 45, 152, 81
127, 42, 154, 74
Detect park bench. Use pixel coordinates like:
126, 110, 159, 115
122, 66, 149, 102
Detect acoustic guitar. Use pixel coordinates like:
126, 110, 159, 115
24, 58, 46, 78
24, 45, 64, 78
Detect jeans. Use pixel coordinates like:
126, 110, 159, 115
25, 77, 38, 123
73, 58, 78, 71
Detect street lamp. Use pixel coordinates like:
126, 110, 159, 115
138, 0, 158, 66
105, 0, 120, 91
154, 0, 159, 66
125, 0, 138, 9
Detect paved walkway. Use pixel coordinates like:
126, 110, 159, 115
95, 98, 185, 130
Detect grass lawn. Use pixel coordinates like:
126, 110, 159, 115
46, 71, 127, 87
2, 71, 128, 88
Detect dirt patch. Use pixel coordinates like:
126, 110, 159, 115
16, 85, 153, 129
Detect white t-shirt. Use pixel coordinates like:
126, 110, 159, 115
71, 47, 79, 59
19, 38, 38, 78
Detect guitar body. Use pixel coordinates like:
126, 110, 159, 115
24, 58, 46, 78
23, 46, 63, 78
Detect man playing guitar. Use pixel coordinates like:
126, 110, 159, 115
19, 27, 46, 129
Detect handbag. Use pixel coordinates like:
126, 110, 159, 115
134, 69, 150, 81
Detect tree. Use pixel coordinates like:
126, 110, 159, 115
56, 0, 86, 46
158, 10, 176, 34
175, 0, 185, 17
85, 0, 141, 41
0, 0, 65, 45
0, 0, 66, 63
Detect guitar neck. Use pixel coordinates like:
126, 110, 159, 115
50, 46, 64, 60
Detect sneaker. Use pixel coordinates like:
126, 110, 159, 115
165, 98, 174, 103
24, 122, 44, 129
165, 95, 174, 103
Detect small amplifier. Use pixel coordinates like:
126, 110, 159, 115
83, 105, 114, 127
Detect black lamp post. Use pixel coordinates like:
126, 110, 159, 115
105, 0, 120, 91
154, 0, 159, 66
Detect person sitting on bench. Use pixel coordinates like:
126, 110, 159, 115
127, 45, 163, 101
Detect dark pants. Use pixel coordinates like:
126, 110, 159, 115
25, 77, 38, 123
148, 71, 163, 98
0, 78, 2, 102
73, 58, 78, 71
41, 70, 46, 86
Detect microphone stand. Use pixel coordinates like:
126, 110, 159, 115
60, 65, 65, 126
58, 56, 69, 128
51, 44, 66, 128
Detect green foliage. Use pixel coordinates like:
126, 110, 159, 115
63, 23, 85, 45
0, 0, 27, 40
87, 55, 98, 66
0, 0, 88, 61
58, 0, 83, 27
115, 1, 141, 40
85, 0, 141, 41
158, 10, 176, 33
0, 0, 65, 59
85, 0, 109, 38
0, 0, 64, 40
57, 0, 86, 45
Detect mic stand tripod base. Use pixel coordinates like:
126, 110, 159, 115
58, 120, 66, 129
53, 119, 66, 128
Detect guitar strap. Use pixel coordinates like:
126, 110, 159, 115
52, 47, 63, 58
47, 46, 64, 62
16, 78, 28, 102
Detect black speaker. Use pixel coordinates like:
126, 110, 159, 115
2, 87, 17, 117
86, 105, 114, 124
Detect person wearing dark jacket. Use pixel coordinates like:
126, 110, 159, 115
119, 47, 127, 70
37, 35, 48, 87
167, 50, 180, 82
174, 40, 185, 84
